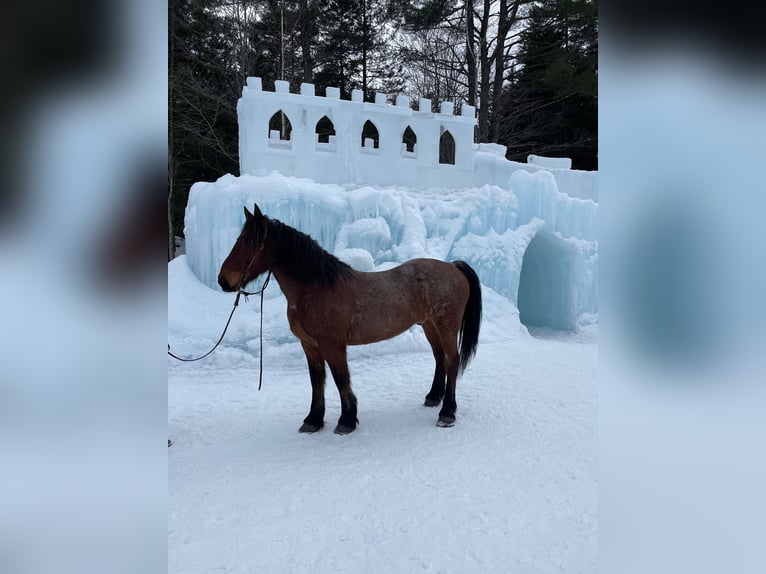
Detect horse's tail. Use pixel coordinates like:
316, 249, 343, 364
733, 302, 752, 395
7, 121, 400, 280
453, 261, 482, 375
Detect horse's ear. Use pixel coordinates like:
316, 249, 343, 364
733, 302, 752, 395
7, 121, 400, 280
252, 203, 264, 220
244, 206, 253, 221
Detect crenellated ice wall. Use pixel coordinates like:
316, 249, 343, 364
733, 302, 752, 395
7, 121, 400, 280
238, 77, 477, 189
237, 77, 597, 202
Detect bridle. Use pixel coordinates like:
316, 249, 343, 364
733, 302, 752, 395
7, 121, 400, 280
168, 220, 272, 391
237, 220, 269, 293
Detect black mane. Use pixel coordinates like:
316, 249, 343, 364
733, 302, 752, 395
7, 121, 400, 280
266, 218, 353, 286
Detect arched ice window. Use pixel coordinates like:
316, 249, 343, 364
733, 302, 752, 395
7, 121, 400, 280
402, 125, 417, 155
361, 120, 380, 150
268, 110, 292, 145
439, 129, 455, 164
316, 115, 336, 144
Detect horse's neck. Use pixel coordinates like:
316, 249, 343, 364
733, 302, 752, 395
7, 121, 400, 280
270, 266, 306, 304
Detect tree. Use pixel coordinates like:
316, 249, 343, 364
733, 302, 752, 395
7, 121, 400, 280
397, 21, 468, 107
497, 0, 597, 169
169, 0, 242, 258
393, 0, 530, 135
313, 0, 366, 97
313, 0, 394, 99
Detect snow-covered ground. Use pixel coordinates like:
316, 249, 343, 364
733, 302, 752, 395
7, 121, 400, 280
169, 319, 597, 574
169, 169, 597, 572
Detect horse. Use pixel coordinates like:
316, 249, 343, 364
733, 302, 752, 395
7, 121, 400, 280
217, 204, 482, 434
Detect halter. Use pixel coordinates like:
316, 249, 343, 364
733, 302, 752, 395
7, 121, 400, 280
237, 219, 269, 294
168, 220, 272, 390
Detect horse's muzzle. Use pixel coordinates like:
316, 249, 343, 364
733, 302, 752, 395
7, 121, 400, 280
218, 275, 234, 292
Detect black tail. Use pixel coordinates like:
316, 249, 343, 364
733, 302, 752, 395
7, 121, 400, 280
453, 261, 482, 374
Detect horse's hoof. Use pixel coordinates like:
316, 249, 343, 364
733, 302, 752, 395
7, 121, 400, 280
333, 424, 356, 435
424, 397, 441, 407
168, 439, 172, 447
299, 422, 322, 433
436, 415, 455, 427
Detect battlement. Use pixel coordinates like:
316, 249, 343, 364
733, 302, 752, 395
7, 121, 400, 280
237, 77, 477, 188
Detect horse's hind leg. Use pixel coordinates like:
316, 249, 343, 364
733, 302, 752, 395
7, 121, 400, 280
299, 342, 326, 433
436, 330, 460, 427
422, 321, 446, 407
324, 345, 358, 435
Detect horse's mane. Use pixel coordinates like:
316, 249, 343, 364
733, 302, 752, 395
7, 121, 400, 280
267, 218, 353, 286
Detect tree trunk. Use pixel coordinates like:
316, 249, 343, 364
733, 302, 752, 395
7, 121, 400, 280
362, 0, 368, 99
489, 0, 511, 142
477, 0, 491, 141
300, 0, 313, 82
465, 0, 476, 106
168, 161, 175, 261
168, 0, 175, 261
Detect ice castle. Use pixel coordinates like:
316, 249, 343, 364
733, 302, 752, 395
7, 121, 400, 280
184, 78, 598, 331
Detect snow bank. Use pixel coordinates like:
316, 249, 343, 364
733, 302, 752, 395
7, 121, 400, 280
181, 171, 597, 336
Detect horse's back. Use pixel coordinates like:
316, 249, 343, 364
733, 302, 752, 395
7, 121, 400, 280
371, 257, 462, 277
345, 258, 470, 344
357, 258, 466, 295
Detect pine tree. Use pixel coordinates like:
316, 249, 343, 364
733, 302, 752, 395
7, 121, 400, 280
313, 0, 394, 99
498, 0, 597, 169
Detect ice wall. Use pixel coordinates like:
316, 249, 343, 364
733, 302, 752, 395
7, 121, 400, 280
528, 154, 572, 170
474, 145, 598, 202
237, 78, 597, 202
184, 171, 598, 330
238, 78, 477, 189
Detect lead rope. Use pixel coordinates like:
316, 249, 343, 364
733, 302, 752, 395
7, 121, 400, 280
252, 270, 271, 390
168, 270, 272, 390
257, 277, 266, 391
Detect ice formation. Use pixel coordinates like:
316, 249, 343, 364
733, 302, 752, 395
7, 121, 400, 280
182, 78, 598, 332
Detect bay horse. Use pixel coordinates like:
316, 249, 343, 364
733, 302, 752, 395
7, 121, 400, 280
217, 204, 482, 434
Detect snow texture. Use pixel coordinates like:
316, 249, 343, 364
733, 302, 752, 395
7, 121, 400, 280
168, 335, 597, 574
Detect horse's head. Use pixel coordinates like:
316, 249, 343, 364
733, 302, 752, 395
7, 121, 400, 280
217, 204, 273, 292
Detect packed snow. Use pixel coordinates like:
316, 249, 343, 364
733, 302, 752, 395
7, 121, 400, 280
169, 169, 597, 572
168, 332, 597, 573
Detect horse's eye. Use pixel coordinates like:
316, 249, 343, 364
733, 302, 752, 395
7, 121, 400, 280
244, 236, 254, 248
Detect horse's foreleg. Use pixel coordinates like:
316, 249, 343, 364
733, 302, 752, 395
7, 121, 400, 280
437, 333, 460, 427
422, 321, 446, 407
325, 346, 358, 435
299, 343, 326, 433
